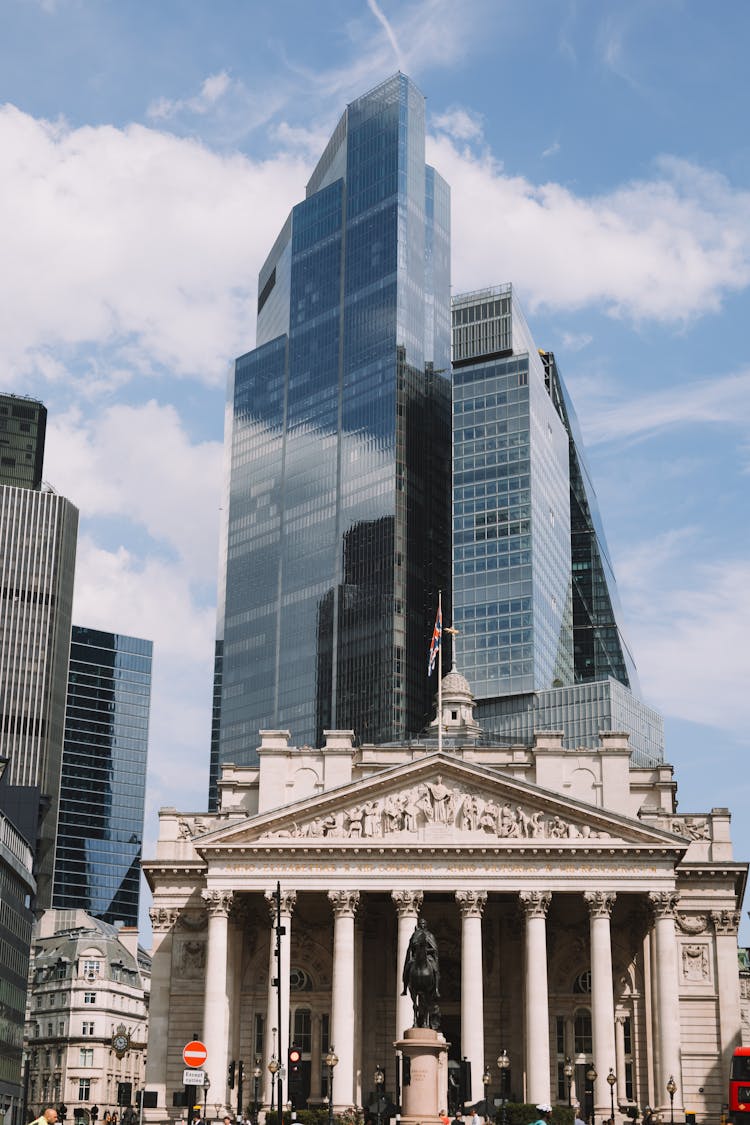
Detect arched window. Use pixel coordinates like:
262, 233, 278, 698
573, 969, 591, 994
293, 1007, 312, 1053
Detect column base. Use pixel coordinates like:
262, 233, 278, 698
396, 1027, 450, 1123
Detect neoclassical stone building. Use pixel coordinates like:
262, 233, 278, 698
143, 678, 746, 1125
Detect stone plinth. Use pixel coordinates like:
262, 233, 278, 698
396, 1027, 448, 1125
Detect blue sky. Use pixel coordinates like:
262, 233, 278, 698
2, 0, 749, 940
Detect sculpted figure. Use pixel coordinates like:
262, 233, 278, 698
384, 794, 402, 832
363, 800, 380, 837
427, 776, 451, 824
480, 801, 499, 833
401, 790, 419, 832
401, 917, 441, 1029
347, 806, 363, 837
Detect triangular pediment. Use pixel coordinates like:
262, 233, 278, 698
196, 753, 684, 853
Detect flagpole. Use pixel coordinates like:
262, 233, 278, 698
437, 590, 443, 753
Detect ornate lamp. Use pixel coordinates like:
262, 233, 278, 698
497, 1050, 510, 1125
606, 1069, 616, 1124
325, 1048, 338, 1125
564, 1058, 574, 1107
666, 1077, 676, 1125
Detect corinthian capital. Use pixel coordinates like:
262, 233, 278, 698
711, 909, 741, 935
328, 889, 360, 918
518, 890, 551, 918
265, 888, 297, 921
456, 889, 488, 918
584, 890, 616, 918
648, 890, 679, 920
149, 905, 180, 932
201, 888, 234, 917
391, 889, 424, 917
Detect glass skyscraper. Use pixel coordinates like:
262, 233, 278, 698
0, 393, 47, 490
52, 626, 152, 926
211, 74, 451, 801
451, 286, 660, 762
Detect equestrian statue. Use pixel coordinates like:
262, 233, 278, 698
401, 917, 441, 1030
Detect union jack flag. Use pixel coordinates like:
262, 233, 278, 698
428, 604, 442, 677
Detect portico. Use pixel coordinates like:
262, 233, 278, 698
143, 722, 745, 1125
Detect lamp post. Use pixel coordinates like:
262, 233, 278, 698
497, 1050, 510, 1125
374, 1065, 385, 1125
586, 1065, 597, 1125
482, 1066, 491, 1122
606, 1070, 616, 1125
202, 1076, 210, 1125
666, 1078, 676, 1125
253, 1060, 262, 1125
268, 1033, 280, 1119
325, 1048, 338, 1125
564, 1058, 574, 1108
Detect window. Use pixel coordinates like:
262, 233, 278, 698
293, 1008, 311, 1053
47, 1023, 53, 1037
58, 1022, 65, 1036
254, 1014, 265, 1057
83, 959, 101, 978
78, 1078, 91, 1101
84, 992, 96, 1005
82, 1022, 95, 1037
574, 1009, 592, 1055
80, 1048, 94, 1066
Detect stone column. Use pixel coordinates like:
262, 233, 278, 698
519, 891, 551, 1105
648, 892, 683, 1115
329, 890, 360, 1108
144, 905, 179, 1111
584, 891, 617, 1120
201, 889, 234, 1106
712, 910, 743, 1095
615, 1016, 627, 1106
310, 1013, 323, 1100
456, 890, 487, 1104
392, 890, 424, 1038
263, 888, 297, 1107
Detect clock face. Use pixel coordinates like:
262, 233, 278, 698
113, 1034, 129, 1053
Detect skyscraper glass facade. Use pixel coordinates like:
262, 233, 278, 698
52, 627, 152, 927
212, 74, 451, 794
452, 286, 573, 699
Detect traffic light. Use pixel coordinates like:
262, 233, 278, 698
288, 1045, 303, 1108
228, 1060, 236, 1089
59, 1107, 67, 1122
91, 1106, 99, 1122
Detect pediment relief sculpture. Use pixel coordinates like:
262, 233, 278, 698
267, 777, 608, 842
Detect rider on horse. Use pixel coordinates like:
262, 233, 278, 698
402, 917, 440, 998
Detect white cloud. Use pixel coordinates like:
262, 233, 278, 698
147, 71, 233, 120
427, 134, 750, 322
0, 104, 310, 386
432, 106, 484, 143
561, 331, 593, 352
367, 0, 406, 72
542, 140, 561, 159
45, 400, 223, 581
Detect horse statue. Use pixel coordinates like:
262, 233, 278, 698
402, 918, 441, 1029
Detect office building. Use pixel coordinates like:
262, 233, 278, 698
0, 769, 36, 1125
210, 73, 451, 802
25, 910, 150, 1123
52, 628, 152, 927
451, 286, 658, 758
0, 393, 47, 490
0, 481, 79, 906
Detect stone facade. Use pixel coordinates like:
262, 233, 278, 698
143, 716, 746, 1125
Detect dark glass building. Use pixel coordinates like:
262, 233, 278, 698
0, 393, 47, 490
210, 74, 451, 802
52, 627, 152, 926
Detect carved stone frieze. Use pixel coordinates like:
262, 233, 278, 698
268, 782, 607, 842
201, 889, 234, 917
177, 909, 207, 931
518, 890, 551, 918
584, 890, 616, 918
391, 889, 424, 916
176, 938, 206, 978
682, 943, 710, 982
177, 816, 210, 840
455, 889, 487, 917
711, 909, 741, 935
675, 912, 708, 935
648, 890, 679, 920
328, 889, 360, 917
670, 816, 711, 841
149, 905, 180, 932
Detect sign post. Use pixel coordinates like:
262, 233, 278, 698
183, 1042, 208, 1069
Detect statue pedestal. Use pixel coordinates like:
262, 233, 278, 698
395, 1027, 448, 1125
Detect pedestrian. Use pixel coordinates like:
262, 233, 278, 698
471, 1108, 481, 1125
31, 1110, 58, 1125
574, 1105, 587, 1125
532, 1104, 553, 1125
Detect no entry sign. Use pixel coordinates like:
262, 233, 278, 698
183, 1041, 208, 1068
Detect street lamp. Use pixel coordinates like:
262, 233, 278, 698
325, 1048, 338, 1125
497, 1050, 510, 1125
203, 1076, 211, 1125
374, 1065, 385, 1125
253, 1059, 262, 1125
666, 1078, 676, 1125
586, 1065, 597, 1125
482, 1066, 491, 1122
564, 1058, 574, 1107
606, 1070, 616, 1125
268, 1030, 280, 1119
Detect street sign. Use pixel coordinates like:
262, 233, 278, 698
183, 1041, 208, 1068
183, 1070, 205, 1086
